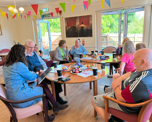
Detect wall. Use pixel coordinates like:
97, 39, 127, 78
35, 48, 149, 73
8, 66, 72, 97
0, 7, 20, 49
10, 0, 152, 51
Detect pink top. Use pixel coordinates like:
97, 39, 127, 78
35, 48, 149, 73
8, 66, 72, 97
121, 53, 135, 72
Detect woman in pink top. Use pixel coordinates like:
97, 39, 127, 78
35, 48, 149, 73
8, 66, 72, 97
118, 40, 135, 75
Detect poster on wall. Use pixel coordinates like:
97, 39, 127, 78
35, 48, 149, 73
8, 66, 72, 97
65, 15, 92, 37
0, 25, 2, 35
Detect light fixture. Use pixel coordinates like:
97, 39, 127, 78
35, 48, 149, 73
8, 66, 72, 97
8, 0, 24, 13
14, 8, 18, 13
19, 7, 24, 13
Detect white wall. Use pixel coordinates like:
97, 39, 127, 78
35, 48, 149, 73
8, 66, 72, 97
0, 13, 19, 49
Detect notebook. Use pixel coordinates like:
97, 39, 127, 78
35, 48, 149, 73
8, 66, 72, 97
37, 67, 52, 84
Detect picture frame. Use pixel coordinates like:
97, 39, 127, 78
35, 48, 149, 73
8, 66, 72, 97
0, 25, 2, 35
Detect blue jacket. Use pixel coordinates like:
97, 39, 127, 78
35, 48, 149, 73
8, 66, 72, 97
3, 62, 43, 108
70, 45, 87, 57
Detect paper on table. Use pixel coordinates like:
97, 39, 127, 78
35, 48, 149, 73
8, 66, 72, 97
77, 70, 102, 78
82, 57, 93, 59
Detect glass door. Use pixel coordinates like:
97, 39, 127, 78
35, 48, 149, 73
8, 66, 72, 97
37, 20, 52, 59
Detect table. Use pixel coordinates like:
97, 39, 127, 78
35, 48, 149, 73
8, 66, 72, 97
81, 53, 122, 75
46, 62, 109, 117
0, 52, 9, 61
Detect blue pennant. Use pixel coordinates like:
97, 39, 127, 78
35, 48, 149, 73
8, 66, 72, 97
42, 15, 44, 19
83, 4, 86, 11
20, 15, 22, 19
105, 0, 111, 7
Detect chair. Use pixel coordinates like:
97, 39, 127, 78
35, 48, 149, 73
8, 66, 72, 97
0, 49, 10, 53
103, 95, 152, 122
49, 51, 55, 60
0, 61, 4, 66
69, 51, 76, 62
0, 84, 49, 122
103, 46, 117, 75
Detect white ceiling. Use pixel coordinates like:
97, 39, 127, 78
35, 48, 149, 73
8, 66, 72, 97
0, 0, 58, 7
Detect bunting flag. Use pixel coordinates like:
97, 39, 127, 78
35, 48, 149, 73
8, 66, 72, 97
31, 4, 38, 15
12, 14, 15, 19
71, 5, 76, 13
83, 4, 86, 11
0, 9, 2, 12
34, 15, 37, 19
42, 15, 44, 19
50, 12, 53, 17
28, 11, 31, 17
74, 0, 76, 2
17, 13, 20, 18
24, 15, 26, 20
88, 0, 91, 6
39, 10, 43, 17
6, 13, 9, 20
101, 0, 104, 8
27, 15, 29, 19
55, 8, 59, 14
15, 13, 17, 18
83, 1, 89, 10
9, 14, 11, 19
1, 11, 6, 19
20, 15, 22, 19
121, 0, 123, 3
105, 0, 111, 7
59, 3, 66, 12
59, 10, 62, 15
7, 5, 15, 15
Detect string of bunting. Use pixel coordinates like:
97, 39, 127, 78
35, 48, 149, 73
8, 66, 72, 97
0, 0, 123, 20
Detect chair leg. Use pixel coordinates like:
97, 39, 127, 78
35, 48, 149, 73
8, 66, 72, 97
43, 96, 48, 122
110, 64, 112, 75
89, 82, 92, 89
63, 84, 66, 96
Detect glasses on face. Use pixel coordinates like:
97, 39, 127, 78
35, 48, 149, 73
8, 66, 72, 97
26, 45, 34, 49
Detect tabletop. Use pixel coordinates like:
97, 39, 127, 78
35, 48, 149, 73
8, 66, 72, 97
81, 53, 122, 64
46, 62, 109, 84
0, 52, 8, 57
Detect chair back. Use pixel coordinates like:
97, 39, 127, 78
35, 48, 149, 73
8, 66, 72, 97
139, 101, 152, 122
0, 84, 7, 99
49, 51, 55, 60
103, 46, 116, 53
0, 49, 10, 53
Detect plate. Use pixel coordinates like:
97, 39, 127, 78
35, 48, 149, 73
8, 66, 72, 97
71, 70, 82, 74
62, 66, 72, 72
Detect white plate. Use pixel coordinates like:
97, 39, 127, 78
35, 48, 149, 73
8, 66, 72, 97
71, 70, 82, 74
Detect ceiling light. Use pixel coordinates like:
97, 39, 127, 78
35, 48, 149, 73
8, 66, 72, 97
14, 8, 18, 13
8, 7, 14, 11
19, 7, 24, 13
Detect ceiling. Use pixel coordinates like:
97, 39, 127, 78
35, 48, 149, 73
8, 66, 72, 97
0, 0, 58, 7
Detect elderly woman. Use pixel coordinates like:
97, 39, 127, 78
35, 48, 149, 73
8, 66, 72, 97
54, 40, 69, 64
3, 44, 68, 122
136, 43, 146, 51
70, 39, 87, 62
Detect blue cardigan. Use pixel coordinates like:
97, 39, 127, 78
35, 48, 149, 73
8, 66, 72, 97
70, 45, 87, 57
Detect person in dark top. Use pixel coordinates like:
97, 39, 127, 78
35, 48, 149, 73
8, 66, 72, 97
92, 48, 152, 122
25, 40, 68, 105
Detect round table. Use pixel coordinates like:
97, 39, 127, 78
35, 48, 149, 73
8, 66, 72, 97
81, 53, 122, 75
46, 62, 109, 117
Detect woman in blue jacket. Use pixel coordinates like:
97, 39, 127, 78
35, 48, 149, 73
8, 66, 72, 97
3, 44, 68, 122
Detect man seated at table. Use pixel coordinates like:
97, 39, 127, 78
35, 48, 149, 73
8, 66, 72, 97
70, 39, 87, 62
92, 48, 152, 122
25, 39, 68, 105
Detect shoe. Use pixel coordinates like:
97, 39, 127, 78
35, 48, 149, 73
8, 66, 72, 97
111, 115, 125, 122
104, 85, 109, 93
48, 114, 55, 122
108, 116, 114, 122
53, 102, 68, 114
48, 102, 53, 110
57, 97, 68, 105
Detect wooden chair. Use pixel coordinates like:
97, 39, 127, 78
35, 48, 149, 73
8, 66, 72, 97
103, 95, 152, 122
49, 51, 55, 60
0, 49, 10, 62
0, 84, 49, 122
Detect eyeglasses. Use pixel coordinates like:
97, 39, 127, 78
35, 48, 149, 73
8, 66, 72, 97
26, 45, 34, 49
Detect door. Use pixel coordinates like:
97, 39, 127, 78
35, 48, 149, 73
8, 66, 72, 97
37, 20, 52, 59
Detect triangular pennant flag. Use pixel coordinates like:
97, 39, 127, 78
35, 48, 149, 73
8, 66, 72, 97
31, 4, 38, 15
50, 12, 53, 17
101, 0, 104, 8
55, 8, 59, 15
59, 3, 66, 12
0, 9, 2, 12
88, 0, 91, 6
27, 15, 29, 19
83, 1, 89, 10
9, 14, 11, 19
1, 12, 6, 19
105, 0, 111, 7
28, 11, 31, 17
34, 15, 37, 19
12, 14, 15, 19
17, 13, 20, 18
41, 15, 44, 19
59, 10, 62, 15
83, 4, 86, 11
7, 5, 15, 15
20, 15, 22, 19
24, 15, 26, 20
6, 13, 9, 20
74, 0, 76, 2
71, 5, 76, 13
121, 0, 123, 3
39, 10, 43, 17
15, 13, 17, 18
